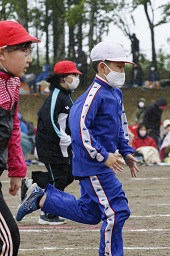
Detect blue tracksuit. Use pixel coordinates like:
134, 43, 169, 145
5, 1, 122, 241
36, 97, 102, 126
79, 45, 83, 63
42, 75, 134, 256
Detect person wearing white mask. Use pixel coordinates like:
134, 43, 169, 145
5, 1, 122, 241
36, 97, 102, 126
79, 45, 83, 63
135, 97, 146, 124
16, 41, 139, 256
20, 60, 82, 225
132, 123, 160, 165
132, 123, 158, 150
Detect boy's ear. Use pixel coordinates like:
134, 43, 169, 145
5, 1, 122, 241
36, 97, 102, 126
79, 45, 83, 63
98, 62, 106, 73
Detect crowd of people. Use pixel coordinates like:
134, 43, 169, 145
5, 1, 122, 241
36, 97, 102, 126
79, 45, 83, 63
0, 19, 169, 256
129, 63, 161, 88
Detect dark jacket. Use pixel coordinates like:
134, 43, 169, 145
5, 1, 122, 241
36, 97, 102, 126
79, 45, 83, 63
35, 84, 73, 164
148, 70, 160, 82
143, 97, 167, 140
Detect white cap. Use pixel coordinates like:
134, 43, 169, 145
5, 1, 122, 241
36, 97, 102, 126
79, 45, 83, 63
163, 119, 170, 128
90, 41, 134, 64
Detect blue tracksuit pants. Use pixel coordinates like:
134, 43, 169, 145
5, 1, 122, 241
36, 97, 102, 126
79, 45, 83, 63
42, 171, 130, 256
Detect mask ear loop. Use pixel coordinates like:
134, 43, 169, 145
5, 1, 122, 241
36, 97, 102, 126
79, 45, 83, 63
100, 62, 112, 72
100, 62, 112, 82
63, 76, 72, 90
0, 62, 8, 72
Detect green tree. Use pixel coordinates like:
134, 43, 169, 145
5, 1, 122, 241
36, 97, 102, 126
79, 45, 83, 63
66, 0, 86, 60
15, 0, 28, 29
51, 0, 65, 63
0, 0, 16, 20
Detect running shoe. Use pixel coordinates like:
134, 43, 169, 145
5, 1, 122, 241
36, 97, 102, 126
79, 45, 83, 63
16, 183, 44, 222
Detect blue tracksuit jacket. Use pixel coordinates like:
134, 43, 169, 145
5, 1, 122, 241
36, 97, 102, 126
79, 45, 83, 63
69, 75, 134, 177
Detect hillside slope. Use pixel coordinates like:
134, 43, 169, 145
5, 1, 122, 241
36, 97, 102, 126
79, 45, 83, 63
18, 87, 170, 127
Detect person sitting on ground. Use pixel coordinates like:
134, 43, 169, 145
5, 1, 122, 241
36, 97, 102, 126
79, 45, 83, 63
160, 119, 170, 162
131, 63, 143, 87
132, 123, 160, 165
26, 64, 51, 93
145, 64, 160, 89
132, 123, 158, 150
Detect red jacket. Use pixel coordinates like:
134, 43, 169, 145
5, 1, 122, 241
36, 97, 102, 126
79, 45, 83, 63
132, 136, 157, 150
0, 71, 27, 177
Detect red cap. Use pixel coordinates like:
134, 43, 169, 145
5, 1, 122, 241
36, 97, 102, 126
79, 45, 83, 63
54, 60, 82, 75
0, 20, 41, 47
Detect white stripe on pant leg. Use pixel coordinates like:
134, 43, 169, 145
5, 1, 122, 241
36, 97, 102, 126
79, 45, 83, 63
90, 176, 115, 256
0, 231, 7, 256
0, 213, 13, 256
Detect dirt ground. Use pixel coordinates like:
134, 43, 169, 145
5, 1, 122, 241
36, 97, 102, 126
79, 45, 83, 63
2, 163, 170, 256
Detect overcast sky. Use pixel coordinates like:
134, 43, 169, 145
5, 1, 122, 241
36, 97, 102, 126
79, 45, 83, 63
105, 0, 170, 60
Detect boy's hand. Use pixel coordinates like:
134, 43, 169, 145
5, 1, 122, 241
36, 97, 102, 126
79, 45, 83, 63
104, 153, 125, 174
124, 154, 139, 177
9, 177, 22, 196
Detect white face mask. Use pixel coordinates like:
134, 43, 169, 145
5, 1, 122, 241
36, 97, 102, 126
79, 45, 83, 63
102, 63, 125, 88
138, 101, 145, 108
139, 130, 147, 137
65, 75, 80, 90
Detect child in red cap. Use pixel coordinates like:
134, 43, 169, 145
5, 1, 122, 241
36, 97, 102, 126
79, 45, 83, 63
20, 60, 82, 225
0, 20, 40, 255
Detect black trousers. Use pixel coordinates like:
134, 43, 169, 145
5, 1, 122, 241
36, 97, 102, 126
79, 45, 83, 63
0, 183, 20, 256
45, 162, 74, 191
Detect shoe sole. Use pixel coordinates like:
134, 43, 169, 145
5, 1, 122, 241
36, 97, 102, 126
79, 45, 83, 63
38, 218, 67, 225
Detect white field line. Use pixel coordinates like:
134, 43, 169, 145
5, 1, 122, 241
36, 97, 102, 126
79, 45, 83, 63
148, 203, 170, 206
19, 228, 170, 233
130, 214, 170, 218
129, 177, 169, 180
19, 246, 170, 252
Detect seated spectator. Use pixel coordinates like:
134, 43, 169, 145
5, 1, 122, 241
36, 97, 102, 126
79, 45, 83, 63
20, 73, 36, 93
144, 64, 160, 89
132, 123, 160, 165
36, 64, 51, 93
131, 63, 143, 87
160, 119, 170, 162
21, 64, 51, 93
132, 123, 158, 150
